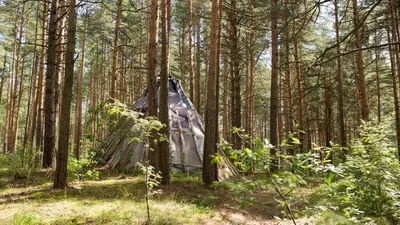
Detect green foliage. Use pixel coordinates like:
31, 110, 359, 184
221, 137, 270, 172
317, 121, 400, 224
136, 162, 162, 194
68, 153, 100, 181
9, 211, 44, 225
0, 150, 36, 177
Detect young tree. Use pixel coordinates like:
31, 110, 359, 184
54, 0, 77, 189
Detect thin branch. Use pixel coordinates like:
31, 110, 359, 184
315, 41, 400, 66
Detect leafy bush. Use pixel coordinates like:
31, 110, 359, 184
321, 121, 400, 224
68, 154, 100, 181
0, 150, 36, 177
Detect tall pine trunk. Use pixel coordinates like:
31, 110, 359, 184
159, 0, 171, 185
147, 0, 159, 171
54, 0, 77, 189
43, 0, 58, 168
334, 0, 346, 147
111, 0, 122, 99
270, 0, 279, 171
203, 0, 219, 185
36, 1, 49, 158
352, 0, 369, 121
73, 10, 88, 160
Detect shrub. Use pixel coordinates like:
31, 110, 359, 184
68, 155, 100, 181
323, 121, 400, 224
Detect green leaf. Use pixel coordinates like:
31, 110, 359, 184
326, 173, 334, 185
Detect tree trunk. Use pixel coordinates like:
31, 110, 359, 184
284, 15, 293, 138
147, 0, 159, 171
24, 5, 40, 158
55, 0, 66, 153
375, 36, 381, 122
249, 32, 255, 140
188, 0, 194, 101
195, 7, 201, 111
111, 0, 122, 99
388, 1, 400, 158
389, 0, 400, 95
334, 0, 346, 147
229, 0, 241, 150
43, 0, 58, 168
73, 10, 88, 160
223, 53, 229, 141
13, 59, 25, 155
292, 4, 304, 151
324, 69, 332, 148
387, 27, 400, 161
0, 55, 6, 106
54, 0, 77, 189
203, 0, 219, 185
352, 0, 369, 121
9, 2, 25, 153
270, 0, 279, 172
215, 0, 223, 143
179, 21, 185, 88
139, 0, 144, 95
6, 6, 19, 153
36, 1, 49, 157
159, 0, 171, 185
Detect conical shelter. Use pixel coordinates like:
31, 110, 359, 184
97, 78, 238, 178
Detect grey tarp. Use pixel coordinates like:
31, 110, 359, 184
97, 78, 238, 177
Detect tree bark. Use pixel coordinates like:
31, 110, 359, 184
0, 55, 6, 107
352, 0, 369, 121
188, 0, 194, 101
375, 35, 381, 122
36, 1, 49, 157
6, 6, 19, 153
54, 0, 77, 189
334, 0, 346, 147
55, 0, 66, 153
203, 0, 219, 185
387, 27, 400, 161
43, 0, 58, 168
111, 0, 122, 99
159, 0, 171, 185
229, 0, 241, 150
324, 69, 332, 148
179, 21, 185, 88
195, 7, 201, 111
147, 0, 159, 171
284, 13, 293, 138
9, 2, 25, 153
292, 3, 304, 151
138, 0, 144, 95
73, 10, 88, 160
270, 0, 279, 172
223, 52, 229, 141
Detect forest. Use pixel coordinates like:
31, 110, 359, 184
1, 0, 400, 224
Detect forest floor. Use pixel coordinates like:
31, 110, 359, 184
0, 169, 320, 225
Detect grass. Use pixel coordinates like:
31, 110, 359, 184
0, 169, 320, 225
